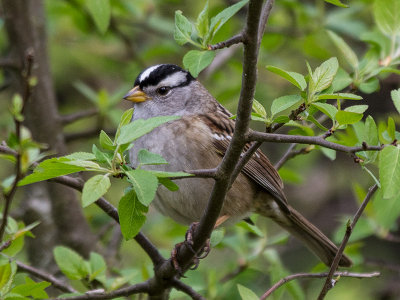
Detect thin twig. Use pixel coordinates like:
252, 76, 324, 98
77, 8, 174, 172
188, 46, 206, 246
208, 33, 245, 50
16, 260, 77, 293
61, 108, 99, 125
171, 278, 206, 300
257, 0, 275, 44
317, 184, 379, 300
219, 260, 248, 283
260, 271, 380, 299
0, 52, 34, 240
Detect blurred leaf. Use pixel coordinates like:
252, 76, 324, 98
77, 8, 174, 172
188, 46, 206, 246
65, 152, 96, 160
237, 284, 258, 300
86, 0, 111, 34
208, 0, 249, 41
118, 189, 148, 240
18, 158, 86, 186
196, 1, 209, 39
126, 170, 158, 206
10, 277, 50, 299
82, 175, 111, 207
324, 0, 348, 7
92, 144, 112, 165
327, 30, 358, 71
344, 105, 368, 114
147, 170, 192, 178
0, 261, 16, 295
373, 0, 400, 36
320, 147, 337, 160
73, 81, 98, 103
88, 252, 107, 282
331, 68, 353, 92
271, 95, 302, 117
11, 94, 24, 122
266, 66, 307, 91
391, 89, 400, 114
311, 102, 338, 120
372, 188, 400, 230
379, 145, 400, 199
210, 228, 225, 247
335, 111, 363, 125
138, 149, 168, 165
365, 116, 379, 146
359, 77, 379, 94
309, 57, 339, 96
54, 246, 88, 280
183, 50, 216, 77
174, 10, 193, 46
117, 116, 180, 145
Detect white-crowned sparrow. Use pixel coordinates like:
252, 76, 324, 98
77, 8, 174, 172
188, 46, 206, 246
124, 64, 352, 267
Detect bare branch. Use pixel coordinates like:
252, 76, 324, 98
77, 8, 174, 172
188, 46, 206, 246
260, 271, 380, 299
208, 33, 244, 50
257, 0, 275, 43
171, 278, 206, 300
248, 131, 384, 154
61, 108, 99, 125
16, 260, 77, 293
317, 184, 379, 300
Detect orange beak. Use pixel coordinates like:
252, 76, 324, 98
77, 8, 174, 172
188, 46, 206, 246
123, 86, 151, 103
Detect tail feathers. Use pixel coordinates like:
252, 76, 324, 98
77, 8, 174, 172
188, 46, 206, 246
273, 206, 352, 267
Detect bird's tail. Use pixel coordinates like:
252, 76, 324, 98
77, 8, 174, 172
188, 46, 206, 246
266, 206, 352, 267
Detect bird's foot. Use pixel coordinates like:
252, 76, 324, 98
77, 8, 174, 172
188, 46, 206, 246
171, 222, 211, 276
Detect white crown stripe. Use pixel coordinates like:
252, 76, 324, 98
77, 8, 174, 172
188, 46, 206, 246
139, 64, 162, 83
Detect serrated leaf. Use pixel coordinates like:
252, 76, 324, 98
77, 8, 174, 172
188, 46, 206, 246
324, 0, 348, 7
391, 89, 400, 114
183, 50, 216, 77
174, 10, 193, 46
373, 0, 400, 36
117, 116, 180, 145
271, 95, 302, 117
82, 175, 111, 207
208, 0, 248, 41
335, 110, 363, 125
18, 158, 86, 186
237, 284, 258, 300
327, 30, 358, 71
126, 170, 158, 206
266, 65, 307, 91
317, 93, 362, 100
379, 145, 400, 199
54, 246, 88, 280
252, 99, 267, 118
65, 152, 96, 161
196, 1, 209, 39
118, 189, 148, 240
309, 57, 339, 96
99, 130, 115, 150
86, 0, 110, 34
138, 149, 168, 165
311, 103, 338, 120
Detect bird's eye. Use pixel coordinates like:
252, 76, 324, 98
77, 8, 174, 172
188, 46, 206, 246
156, 86, 171, 96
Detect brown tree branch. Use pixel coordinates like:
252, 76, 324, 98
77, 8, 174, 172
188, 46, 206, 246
260, 271, 380, 299
171, 278, 206, 300
317, 184, 379, 299
257, 0, 275, 43
208, 33, 245, 50
60, 108, 99, 125
16, 260, 77, 293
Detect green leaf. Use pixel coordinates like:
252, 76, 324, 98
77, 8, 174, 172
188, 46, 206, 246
210, 228, 225, 247
126, 170, 158, 206
387, 117, 396, 140
73, 81, 98, 103
317, 93, 362, 100
117, 116, 180, 145
158, 178, 179, 191
327, 30, 358, 71
174, 10, 193, 46
65, 152, 96, 161
372, 189, 400, 230
138, 149, 168, 165
92, 144, 112, 165
359, 77, 379, 94
271, 95, 302, 117
208, 0, 248, 41
99, 130, 115, 150
345, 105, 368, 114
183, 50, 216, 77
196, 1, 209, 39
11, 94, 24, 122
82, 175, 111, 207
237, 284, 258, 300
0, 262, 15, 295
18, 158, 86, 186
115, 108, 134, 141
391, 89, 400, 114
373, 0, 400, 36
311, 103, 338, 120
118, 189, 148, 240
335, 111, 363, 125
252, 99, 267, 118
86, 0, 111, 34
309, 57, 339, 96
10, 277, 50, 299
266, 66, 307, 91
53, 246, 88, 280
147, 170, 193, 178
324, 0, 348, 7
331, 68, 353, 92
365, 116, 379, 146
62, 160, 104, 171
88, 252, 106, 282
379, 145, 400, 199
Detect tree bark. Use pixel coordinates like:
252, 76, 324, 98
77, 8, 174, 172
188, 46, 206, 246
1, 0, 96, 261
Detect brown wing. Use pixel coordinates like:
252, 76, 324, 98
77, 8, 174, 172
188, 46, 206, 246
199, 113, 289, 213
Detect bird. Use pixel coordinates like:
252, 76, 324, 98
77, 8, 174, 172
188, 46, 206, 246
124, 64, 352, 267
